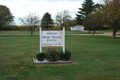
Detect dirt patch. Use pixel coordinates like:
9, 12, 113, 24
104, 32, 120, 37
57, 61, 79, 66
19, 66, 25, 69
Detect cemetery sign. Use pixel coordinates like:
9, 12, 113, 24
40, 27, 65, 53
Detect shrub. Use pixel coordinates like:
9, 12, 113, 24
37, 53, 45, 61
45, 48, 60, 61
36, 48, 71, 61
101, 27, 109, 30
1, 26, 31, 30
59, 50, 71, 61
1, 26, 18, 30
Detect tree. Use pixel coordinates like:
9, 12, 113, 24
55, 10, 74, 29
82, 15, 92, 34
102, 0, 120, 39
19, 12, 40, 36
0, 5, 14, 30
76, 0, 102, 34
41, 12, 53, 30
83, 4, 103, 35
90, 11, 103, 36
76, 0, 94, 25
70, 19, 77, 27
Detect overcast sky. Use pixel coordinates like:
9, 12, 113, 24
0, 0, 99, 25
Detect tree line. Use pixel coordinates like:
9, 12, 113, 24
76, 0, 120, 39
0, 0, 120, 39
0, 5, 76, 36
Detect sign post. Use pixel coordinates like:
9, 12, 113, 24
63, 27, 65, 53
40, 26, 42, 53
39, 27, 65, 53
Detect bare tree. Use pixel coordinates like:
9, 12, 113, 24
19, 12, 40, 36
55, 10, 73, 29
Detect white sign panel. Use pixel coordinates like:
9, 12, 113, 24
42, 31, 63, 47
39, 27, 65, 53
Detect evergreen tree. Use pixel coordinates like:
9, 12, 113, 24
82, 3, 103, 34
76, 0, 94, 25
41, 12, 53, 30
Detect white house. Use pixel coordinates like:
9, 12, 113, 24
71, 25, 84, 31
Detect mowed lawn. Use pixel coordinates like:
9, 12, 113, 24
0, 30, 104, 35
0, 31, 120, 80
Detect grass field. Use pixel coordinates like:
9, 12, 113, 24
0, 31, 120, 80
0, 30, 93, 35
0, 30, 110, 35
0, 30, 120, 35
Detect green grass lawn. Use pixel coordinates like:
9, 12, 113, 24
65, 30, 103, 34
0, 30, 91, 35
0, 30, 120, 35
0, 30, 39, 35
0, 30, 104, 35
0, 31, 120, 80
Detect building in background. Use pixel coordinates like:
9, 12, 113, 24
71, 25, 84, 31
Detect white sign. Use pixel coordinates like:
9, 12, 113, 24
39, 27, 65, 53
42, 31, 63, 47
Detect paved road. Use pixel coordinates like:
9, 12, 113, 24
69, 32, 120, 37
66, 34, 105, 36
